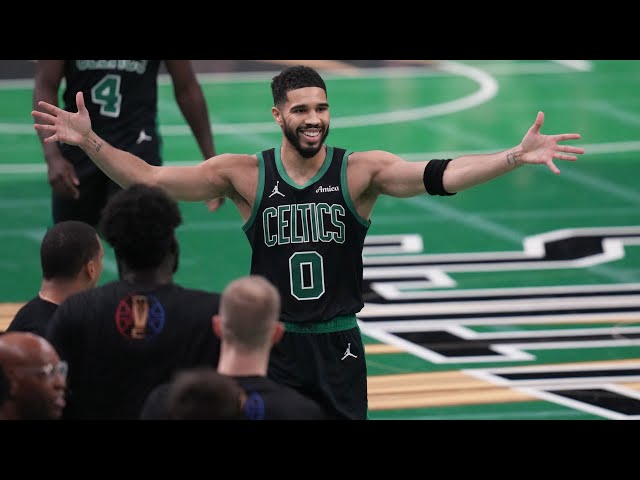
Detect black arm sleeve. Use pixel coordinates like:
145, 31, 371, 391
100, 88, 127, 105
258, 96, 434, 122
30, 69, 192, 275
423, 159, 456, 196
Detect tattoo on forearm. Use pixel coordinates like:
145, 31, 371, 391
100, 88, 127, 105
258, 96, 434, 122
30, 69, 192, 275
89, 136, 103, 153
507, 152, 521, 166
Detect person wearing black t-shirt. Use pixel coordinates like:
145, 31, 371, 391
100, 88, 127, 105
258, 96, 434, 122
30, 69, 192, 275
141, 275, 331, 420
46, 184, 221, 419
6, 220, 103, 337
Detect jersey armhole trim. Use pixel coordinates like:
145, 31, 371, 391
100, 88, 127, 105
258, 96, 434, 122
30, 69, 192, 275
242, 151, 265, 232
341, 150, 370, 228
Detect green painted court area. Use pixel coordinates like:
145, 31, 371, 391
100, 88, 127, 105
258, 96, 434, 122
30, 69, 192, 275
1, 60, 639, 420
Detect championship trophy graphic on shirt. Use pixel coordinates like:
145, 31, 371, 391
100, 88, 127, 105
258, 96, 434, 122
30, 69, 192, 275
130, 295, 150, 339
115, 293, 165, 339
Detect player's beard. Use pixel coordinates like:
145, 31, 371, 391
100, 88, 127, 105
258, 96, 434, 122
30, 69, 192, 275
283, 122, 330, 159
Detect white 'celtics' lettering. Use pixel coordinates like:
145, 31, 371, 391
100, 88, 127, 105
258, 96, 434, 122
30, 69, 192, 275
262, 202, 345, 247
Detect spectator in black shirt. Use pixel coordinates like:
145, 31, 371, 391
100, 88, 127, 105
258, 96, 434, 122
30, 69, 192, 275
141, 275, 331, 420
166, 367, 246, 420
46, 184, 220, 419
6, 220, 103, 337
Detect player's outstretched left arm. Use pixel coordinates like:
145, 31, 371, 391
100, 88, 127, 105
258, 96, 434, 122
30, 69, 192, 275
442, 111, 584, 193
368, 110, 584, 199
32, 91, 232, 202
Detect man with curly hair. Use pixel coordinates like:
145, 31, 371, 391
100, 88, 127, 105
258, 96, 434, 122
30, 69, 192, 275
45, 183, 221, 419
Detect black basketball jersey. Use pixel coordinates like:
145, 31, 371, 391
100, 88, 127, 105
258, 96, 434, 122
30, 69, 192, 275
244, 146, 370, 324
60, 60, 162, 160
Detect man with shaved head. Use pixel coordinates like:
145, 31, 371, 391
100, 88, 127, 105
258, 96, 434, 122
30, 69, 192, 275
141, 275, 331, 420
0, 332, 67, 420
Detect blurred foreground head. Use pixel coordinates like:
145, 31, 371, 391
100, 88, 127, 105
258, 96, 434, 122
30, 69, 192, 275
0, 332, 67, 420
167, 367, 246, 420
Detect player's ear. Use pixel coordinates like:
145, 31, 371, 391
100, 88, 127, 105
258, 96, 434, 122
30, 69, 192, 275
212, 315, 222, 338
272, 322, 285, 344
85, 258, 99, 282
272, 106, 283, 126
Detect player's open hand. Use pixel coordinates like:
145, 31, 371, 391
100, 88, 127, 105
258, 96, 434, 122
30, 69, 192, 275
519, 111, 585, 174
32, 91, 91, 147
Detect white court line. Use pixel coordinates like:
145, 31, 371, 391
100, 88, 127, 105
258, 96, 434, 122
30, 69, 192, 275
0, 60, 499, 135
551, 60, 593, 71
587, 100, 640, 126
0, 60, 599, 138
0, 60, 587, 90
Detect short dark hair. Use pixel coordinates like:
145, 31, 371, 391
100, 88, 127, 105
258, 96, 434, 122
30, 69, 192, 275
40, 220, 100, 280
99, 184, 182, 270
167, 367, 246, 420
271, 65, 327, 108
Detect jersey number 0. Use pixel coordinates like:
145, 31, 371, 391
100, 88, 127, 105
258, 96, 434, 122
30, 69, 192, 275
289, 251, 325, 300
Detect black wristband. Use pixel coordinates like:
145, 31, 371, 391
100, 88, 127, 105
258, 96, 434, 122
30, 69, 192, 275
423, 159, 455, 196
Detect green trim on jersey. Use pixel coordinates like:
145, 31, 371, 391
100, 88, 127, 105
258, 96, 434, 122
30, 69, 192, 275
340, 149, 371, 228
275, 145, 335, 189
283, 314, 359, 334
242, 152, 265, 233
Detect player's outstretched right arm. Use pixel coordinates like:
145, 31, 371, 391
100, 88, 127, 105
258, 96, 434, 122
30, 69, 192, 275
32, 91, 227, 202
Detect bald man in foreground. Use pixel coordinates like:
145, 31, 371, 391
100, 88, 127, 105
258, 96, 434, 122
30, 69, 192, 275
0, 332, 67, 420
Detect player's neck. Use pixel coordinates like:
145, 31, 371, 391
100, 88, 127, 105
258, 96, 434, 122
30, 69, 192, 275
280, 143, 326, 181
120, 269, 173, 287
217, 347, 268, 377
39, 279, 78, 305
119, 259, 174, 287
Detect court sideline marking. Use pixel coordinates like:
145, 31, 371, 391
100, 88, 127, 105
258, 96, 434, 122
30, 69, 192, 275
0, 60, 502, 134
